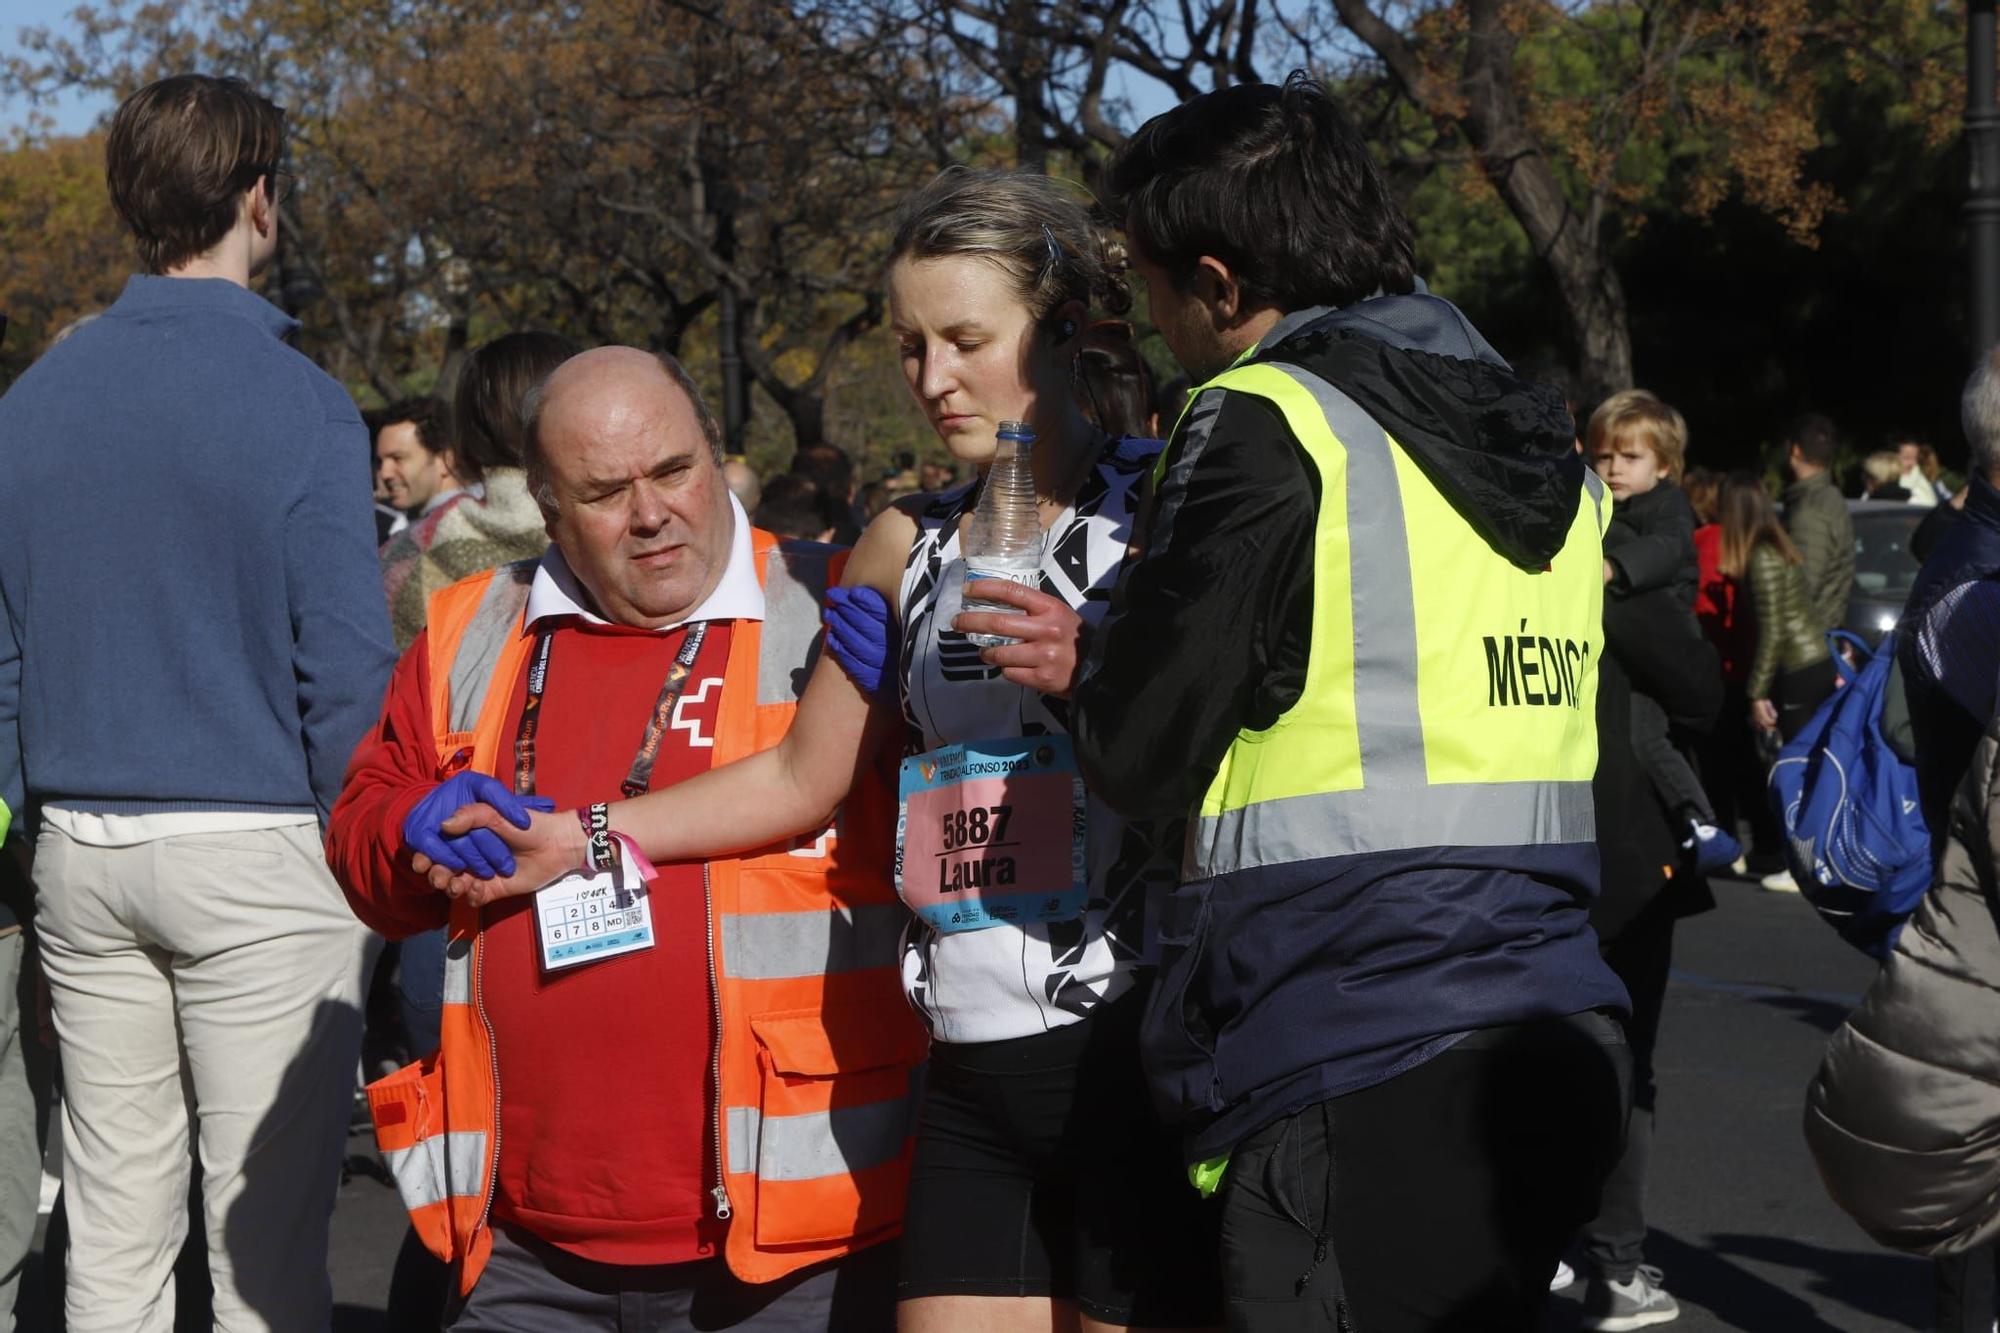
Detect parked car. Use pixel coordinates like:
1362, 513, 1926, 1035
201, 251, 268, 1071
1845, 500, 1926, 647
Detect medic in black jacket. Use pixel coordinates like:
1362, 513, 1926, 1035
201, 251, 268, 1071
1031, 75, 1633, 1333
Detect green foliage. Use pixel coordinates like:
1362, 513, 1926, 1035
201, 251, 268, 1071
1406, 0, 1969, 469
0, 132, 129, 385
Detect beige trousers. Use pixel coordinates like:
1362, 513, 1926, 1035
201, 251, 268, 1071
0, 932, 36, 1333
34, 822, 374, 1333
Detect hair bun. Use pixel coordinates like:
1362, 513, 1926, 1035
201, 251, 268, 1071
1091, 228, 1134, 317
888, 166, 1134, 323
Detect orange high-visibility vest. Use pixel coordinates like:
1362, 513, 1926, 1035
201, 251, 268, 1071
365, 531, 924, 1295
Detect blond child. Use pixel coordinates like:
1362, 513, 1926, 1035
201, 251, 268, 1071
1589, 389, 1740, 872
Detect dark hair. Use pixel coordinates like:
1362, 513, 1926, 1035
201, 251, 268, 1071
1075, 323, 1155, 439
1106, 72, 1415, 311
753, 473, 842, 541
887, 166, 1132, 327
105, 75, 286, 274
452, 331, 580, 485
1717, 471, 1801, 578
367, 398, 453, 457
1682, 466, 1719, 524
791, 443, 855, 501
1786, 412, 1838, 468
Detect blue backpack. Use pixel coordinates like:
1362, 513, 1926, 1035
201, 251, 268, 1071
1767, 630, 1932, 959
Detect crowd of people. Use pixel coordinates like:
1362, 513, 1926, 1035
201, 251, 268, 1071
2, 63, 2000, 1333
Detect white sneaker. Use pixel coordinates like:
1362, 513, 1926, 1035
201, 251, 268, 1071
1582, 1264, 1680, 1329
1551, 1260, 1576, 1291
1761, 868, 1801, 893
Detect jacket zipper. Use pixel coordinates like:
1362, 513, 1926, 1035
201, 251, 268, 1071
705, 861, 732, 1220
471, 918, 502, 1238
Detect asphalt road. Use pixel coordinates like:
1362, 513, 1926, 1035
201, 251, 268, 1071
1543, 878, 1933, 1332
15, 878, 1941, 1331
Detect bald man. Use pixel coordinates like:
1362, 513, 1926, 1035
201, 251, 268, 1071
327, 347, 910, 1329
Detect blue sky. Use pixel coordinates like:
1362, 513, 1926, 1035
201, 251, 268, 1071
2, 0, 110, 136
2, 1, 1191, 141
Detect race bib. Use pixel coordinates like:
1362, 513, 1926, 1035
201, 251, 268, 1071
896, 737, 1088, 933
534, 837, 656, 971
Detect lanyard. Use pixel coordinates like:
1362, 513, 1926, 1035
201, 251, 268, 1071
512, 621, 711, 799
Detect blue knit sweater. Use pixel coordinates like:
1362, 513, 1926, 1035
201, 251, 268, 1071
0, 275, 394, 825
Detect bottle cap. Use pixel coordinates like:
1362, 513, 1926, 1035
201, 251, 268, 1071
996, 419, 1035, 443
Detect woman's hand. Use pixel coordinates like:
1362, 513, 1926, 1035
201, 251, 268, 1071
1751, 698, 1778, 732
953, 580, 1087, 698
410, 805, 587, 907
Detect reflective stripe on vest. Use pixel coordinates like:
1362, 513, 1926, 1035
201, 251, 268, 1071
381, 533, 920, 1293
441, 931, 471, 1006
1188, 361, 1603, 881
724, 1069, 924, 1181
447, 564, 538, 733
759, 542, 836, 705
382, 1130, 489, 1211
720, 903, 907, 981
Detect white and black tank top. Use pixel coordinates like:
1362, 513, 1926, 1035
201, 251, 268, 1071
896, 433, 1184, 1044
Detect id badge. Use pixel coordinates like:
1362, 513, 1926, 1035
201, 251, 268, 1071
896, 736, 1088, 933
534, 837, 656, 971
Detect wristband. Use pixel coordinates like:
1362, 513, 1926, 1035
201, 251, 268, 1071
580, 802, 615, 874
607, 831, 658, 910
609, 831, 658, 882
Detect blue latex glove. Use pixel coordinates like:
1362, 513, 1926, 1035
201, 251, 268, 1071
825, 586, 895, 697
402, 773, 555, 879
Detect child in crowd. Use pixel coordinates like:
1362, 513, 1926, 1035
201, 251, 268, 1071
1589, 389, 1743, 873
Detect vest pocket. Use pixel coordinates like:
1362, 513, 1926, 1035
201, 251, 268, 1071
737, 1005, 926, 1248
367, 1056, 473, 1263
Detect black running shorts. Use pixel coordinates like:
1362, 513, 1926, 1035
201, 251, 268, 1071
895, 979, 1222, 1326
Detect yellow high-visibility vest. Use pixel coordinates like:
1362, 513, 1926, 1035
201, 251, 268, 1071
1180, 360, 1608, 881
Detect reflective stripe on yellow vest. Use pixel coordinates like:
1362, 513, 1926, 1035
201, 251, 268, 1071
1185, 361, 1606, 882
367, 531, 923, 1294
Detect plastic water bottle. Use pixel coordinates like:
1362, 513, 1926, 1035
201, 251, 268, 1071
960, 420, 1042, 647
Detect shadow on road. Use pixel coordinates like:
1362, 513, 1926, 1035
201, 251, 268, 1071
1708, 1231, 1930, 1326
1669, 968, 1864, 1037
1546, 1228, 1929, 1330
1749, 992, 1858, 1036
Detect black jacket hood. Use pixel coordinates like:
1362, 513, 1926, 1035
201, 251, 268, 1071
1249, 292, 1586, 571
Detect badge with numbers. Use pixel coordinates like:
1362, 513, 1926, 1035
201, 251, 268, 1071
896, 737, 1088, 934
534, 836, 656, 971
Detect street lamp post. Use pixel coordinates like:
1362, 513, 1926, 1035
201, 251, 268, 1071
1969, 0, 2000, 357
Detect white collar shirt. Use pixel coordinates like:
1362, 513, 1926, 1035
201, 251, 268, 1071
524, 493, 765, 631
